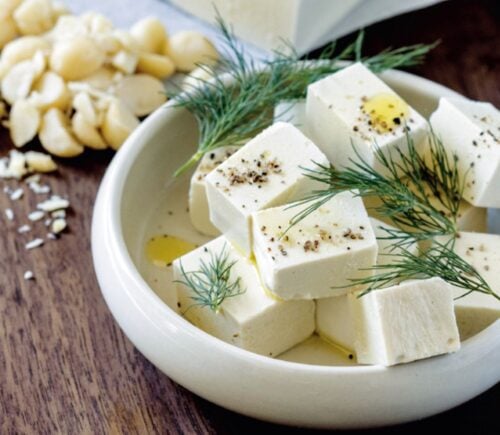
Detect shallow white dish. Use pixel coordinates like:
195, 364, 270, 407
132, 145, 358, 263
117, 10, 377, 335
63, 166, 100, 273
92, 68, 500, 429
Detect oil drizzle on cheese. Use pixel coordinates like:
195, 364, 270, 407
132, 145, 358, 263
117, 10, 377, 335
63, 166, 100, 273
146, 235, 196, 267
361, 93, 409, 134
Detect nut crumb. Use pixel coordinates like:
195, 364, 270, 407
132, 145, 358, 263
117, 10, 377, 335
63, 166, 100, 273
23, 271, 34, 281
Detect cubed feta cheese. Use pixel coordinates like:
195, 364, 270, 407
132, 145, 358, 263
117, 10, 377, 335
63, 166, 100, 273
252, 191, 378, 300
205, 122, 329, 256
435, 232, 500, 340
173, 236, 315, 357
273, 100, 307, 134
316, 218, 419, 352
189, 146, 239, 236
430, 98, 500, 207
306, 63, 428, 172
350, 277, 460, 366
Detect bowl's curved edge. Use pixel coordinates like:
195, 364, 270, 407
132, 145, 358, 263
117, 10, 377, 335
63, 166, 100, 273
91, 69, 500, 429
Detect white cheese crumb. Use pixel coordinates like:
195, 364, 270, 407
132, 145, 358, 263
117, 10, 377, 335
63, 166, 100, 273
37, 196, 70, 212
44, 218, 52, 227
51, 218, 67, 234
10, 188, 24, 201
18, 225, 31, 233
47, 232, 57, 240
24, 270, 34, 280
28, 210, 45, 221
25, 238, 44, 250
5, 208, 14, 221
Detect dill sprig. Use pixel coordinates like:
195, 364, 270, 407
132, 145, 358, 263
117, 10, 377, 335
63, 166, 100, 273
353, 240, 500, 301
175, 244, 246, 313
173, 18, 437, 175
287, 130, 461, 247
287, 130, 499, 301
417, 128, 464, 220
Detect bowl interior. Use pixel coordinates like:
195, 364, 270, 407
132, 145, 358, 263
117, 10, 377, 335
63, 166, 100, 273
118, 72, 500, 366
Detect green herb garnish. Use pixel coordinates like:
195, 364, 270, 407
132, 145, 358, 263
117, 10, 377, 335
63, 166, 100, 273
353, 240, 500, 301
287, 130, 461, 247
173, 18, 437, 175
287, 130, 499, 300
176, 244, 246, 313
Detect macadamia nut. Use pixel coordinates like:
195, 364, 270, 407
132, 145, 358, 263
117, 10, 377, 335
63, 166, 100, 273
166, 30, 219, 72
50, 36, 105, 80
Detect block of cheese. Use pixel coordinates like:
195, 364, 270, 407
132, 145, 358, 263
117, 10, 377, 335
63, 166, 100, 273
363, 180, 487, 234
435, 232, 500, 340
173, 236, 315, 357
273, 100, 307, 134
252, 191, 378, 300
350, 277, 461, 366
169, 0, 361, 54
189, 146, 239, 236
306, 62, 428, 172
316, 218, 419, 352
205, 122, 329, 256
430, 98, 500, 208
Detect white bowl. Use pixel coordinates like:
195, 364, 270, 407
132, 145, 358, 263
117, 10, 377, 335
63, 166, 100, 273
92, 69, 500, 429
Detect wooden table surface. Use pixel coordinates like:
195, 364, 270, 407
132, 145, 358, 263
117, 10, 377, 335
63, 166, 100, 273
0, 1, 498, 433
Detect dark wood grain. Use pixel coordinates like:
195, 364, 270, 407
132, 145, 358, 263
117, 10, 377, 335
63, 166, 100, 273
0, 1, 499, 434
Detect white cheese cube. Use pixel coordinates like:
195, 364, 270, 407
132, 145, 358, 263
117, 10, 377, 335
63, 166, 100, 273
306, 63, 428, 172
173, 236, 315, 357
189, 146, 239, 236
169, 0, 360, 54
252, 191, 378, 300
430, 98, 500, 207
316, 218, 418, 352
273, 100, 307, 134
205, 122, 329, 256
363, 181, 487, 234
435, 232, 500, 339
350, 277, 460, 366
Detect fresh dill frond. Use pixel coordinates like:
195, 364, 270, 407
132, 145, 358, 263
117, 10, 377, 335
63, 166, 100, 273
172, 17, 437, 175
361, 40, 440, 73
352, 240, 500, 301
416, 127, 465, 221
286, 131, 461, 246
175, 244, 246, 313
286, 130, 500, 301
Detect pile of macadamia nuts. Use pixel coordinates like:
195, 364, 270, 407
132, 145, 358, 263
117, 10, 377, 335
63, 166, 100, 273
0, 0, 219, 157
